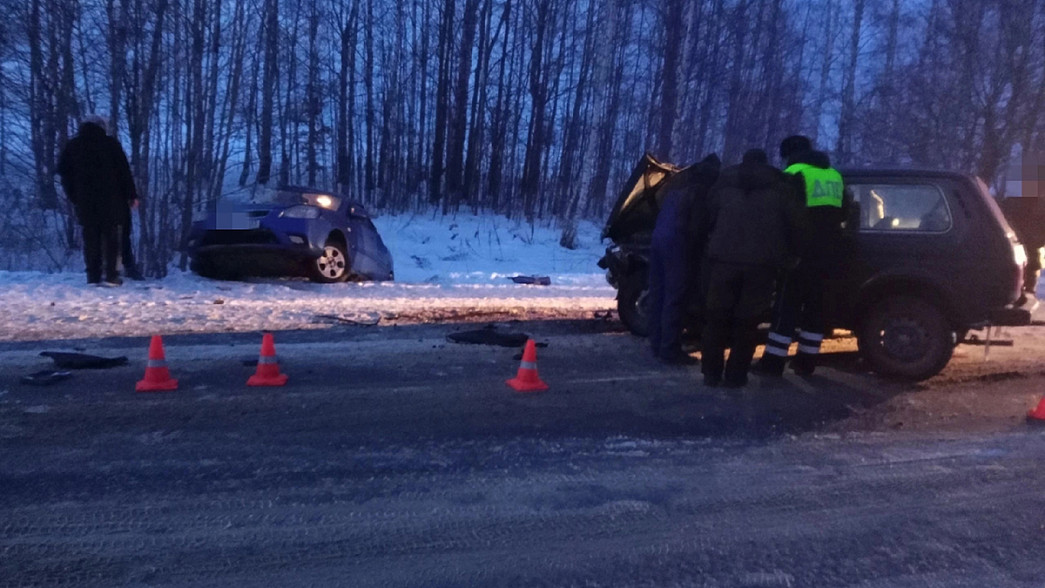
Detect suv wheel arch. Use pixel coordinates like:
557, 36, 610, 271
856, 294, 955, 381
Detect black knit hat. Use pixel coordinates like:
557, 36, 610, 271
779, 135, 812, 160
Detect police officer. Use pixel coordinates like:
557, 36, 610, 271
647, 154, 721, 364
700, 149, 803, 387
757, 135, 850, 376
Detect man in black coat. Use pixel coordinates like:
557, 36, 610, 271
57, 115, 138, 286
647, 154, 721, 364
699, 149, 804, 387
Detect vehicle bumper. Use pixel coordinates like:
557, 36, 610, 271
191, 244, 323, 275
987, 306, 1033, 327
597, 245, 650, 289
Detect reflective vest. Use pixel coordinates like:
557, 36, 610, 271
785, 163, 844, 208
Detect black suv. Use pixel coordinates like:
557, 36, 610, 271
598, 155, 1031, 380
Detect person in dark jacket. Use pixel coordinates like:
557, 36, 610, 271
757, 136, 851, 376
999, 154, 1045, 308
57, 115, 138, 286
699, 149, 804, 387
647, 153, 721, 364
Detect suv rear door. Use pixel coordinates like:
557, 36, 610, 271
834, 173, 963, 326
841, 171, 1020, 328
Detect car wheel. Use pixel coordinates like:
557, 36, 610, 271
617, 266, 650, 337
191, 258, 227, 280
310, 239, 350, 283
857, 296, 954, 381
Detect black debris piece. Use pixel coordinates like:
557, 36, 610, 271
39, 351, 129, 369
21, 370, 73, 386
508, 275, 551, 286
447, 325, 530, 347
312, 314, 381, 326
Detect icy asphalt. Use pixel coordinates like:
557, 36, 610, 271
2, 321, 1045, 587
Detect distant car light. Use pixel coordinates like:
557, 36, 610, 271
281, 205, 321, 219
316, 195, 333, 209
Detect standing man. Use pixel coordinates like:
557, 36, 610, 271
999, 151, 1045, 309
757, 135, 850, 376
647, 154, 721, 364
699, 149, 803, 387
57, 115, 138, 286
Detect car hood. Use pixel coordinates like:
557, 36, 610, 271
197, 202, 283, 230
603, 153, 679, 244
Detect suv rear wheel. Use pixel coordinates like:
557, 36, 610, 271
857, 296, 954, 381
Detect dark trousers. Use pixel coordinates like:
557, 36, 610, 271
647, 242, 690, 358
765, 262, 828, 358
701, 262, 776, 383
82, 222, 121, 283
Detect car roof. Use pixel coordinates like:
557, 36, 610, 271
839, 168, 976, 182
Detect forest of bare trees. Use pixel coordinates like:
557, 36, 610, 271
3, 0, 1045, 273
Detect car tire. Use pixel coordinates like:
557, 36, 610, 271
617, 265, 650, 337
857, 296, 954, 381
191, 258, 228, 280
309, 239, 350, 283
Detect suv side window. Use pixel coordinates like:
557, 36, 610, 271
850, 183, 952, 232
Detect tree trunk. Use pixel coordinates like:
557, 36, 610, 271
520, 0, 551, 222
655, 0, 684, 160
257, 0, 278, 185
445, 0, 479, 210
430, 0, 455, 204
835, 0, 864, 165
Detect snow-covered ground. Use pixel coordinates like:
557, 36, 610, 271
0, 214, 616, 341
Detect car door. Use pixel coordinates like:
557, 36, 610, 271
340, 205, 384, 278
829, 173, 962, 328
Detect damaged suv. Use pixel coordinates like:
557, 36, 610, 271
598, 154, 1031, 380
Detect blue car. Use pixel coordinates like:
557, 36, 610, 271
188, 186, 394, 283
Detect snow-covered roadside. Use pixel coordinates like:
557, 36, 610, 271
0, 214, 617, 342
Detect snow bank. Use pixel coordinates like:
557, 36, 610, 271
0, 214, 616, 341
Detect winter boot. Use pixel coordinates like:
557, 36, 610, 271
790, 352, 817, 376
753, 353, 786, 377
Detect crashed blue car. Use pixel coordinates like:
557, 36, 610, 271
187, 186, 394, 283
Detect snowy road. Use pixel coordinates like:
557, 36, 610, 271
3, 323, 1045, 586
0, 270, 615, 341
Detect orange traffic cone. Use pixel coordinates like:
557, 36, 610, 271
506, 339, 548, 392
136, 335, 178, 392
247, 332, 288, 386
1028, 397, 1045, 424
